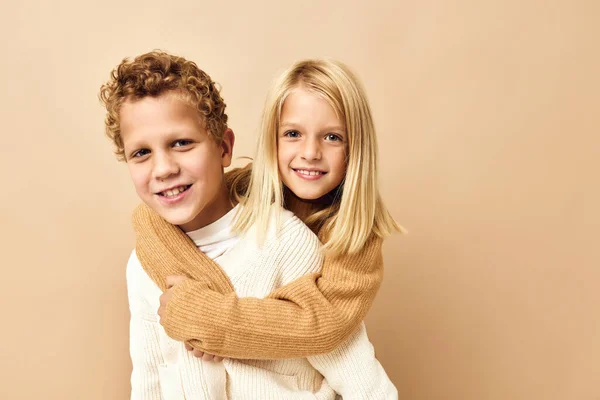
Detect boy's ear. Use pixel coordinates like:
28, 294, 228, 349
220, 128, 235, 168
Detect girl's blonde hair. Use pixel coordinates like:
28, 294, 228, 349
234, 59, 401, 256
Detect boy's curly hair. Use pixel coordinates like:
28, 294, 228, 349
99, 50, 228, 161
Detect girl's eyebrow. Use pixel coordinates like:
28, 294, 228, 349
280, 122, 300, 129
280, 122, 346, 132
326, 126, 346, 133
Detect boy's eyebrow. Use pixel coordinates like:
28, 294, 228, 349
125, 129, 199, 146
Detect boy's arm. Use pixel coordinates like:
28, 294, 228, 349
161, 234, 384, 359
126, 251, 163, 400
307, 323, 398, 399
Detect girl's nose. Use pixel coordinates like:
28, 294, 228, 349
301, 137, 322, 161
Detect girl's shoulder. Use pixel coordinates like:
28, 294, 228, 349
317, 226, 384, 259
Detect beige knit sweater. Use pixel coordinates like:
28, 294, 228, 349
132, 169, 385, 360
128, 207, 397, 399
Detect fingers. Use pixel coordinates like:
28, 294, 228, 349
159, 290, 171, 308
157, 292, 169, 325
187, 345, 222, 362
192, 348, 205, 359
165, 275, 188, 289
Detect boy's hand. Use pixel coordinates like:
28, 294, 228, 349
185, 343, 224, 362
157, 275, 188, 324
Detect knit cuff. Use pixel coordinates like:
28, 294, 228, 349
162, 279, 225, 353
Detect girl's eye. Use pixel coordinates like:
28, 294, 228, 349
325, 133, 342, 142
131, 149, 150, 158
173, 139, 192, 147
284, 130, 301, 138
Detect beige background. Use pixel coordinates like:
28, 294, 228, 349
1, 0, 598, 399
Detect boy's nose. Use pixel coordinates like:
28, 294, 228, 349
152, 153, 180, 180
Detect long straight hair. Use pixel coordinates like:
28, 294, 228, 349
234, 59, 401, 256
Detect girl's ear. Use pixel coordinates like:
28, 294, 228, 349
220, 128, 235, 168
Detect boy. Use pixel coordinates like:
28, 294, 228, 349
100, 51, 396, 399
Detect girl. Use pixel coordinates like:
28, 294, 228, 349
134, 59, 402, 362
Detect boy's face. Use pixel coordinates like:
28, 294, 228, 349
120, 92, 234, 232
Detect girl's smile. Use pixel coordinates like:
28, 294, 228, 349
293, 168, 327, 180
277, 86, 347, 200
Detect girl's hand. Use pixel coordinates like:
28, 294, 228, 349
159, 275, 224, 363
185, 342, 224, 362
157, 275, 188, 324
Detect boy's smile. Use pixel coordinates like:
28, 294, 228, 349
120, 92, 234, 232
155, 184, 192, 204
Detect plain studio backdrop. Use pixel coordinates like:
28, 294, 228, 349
1, 1, 598, 399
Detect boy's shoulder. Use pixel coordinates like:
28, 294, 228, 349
225, 207, 323, 288
235, 205, 320, 253
264, 206, 318, 243
125, 250, 162, 309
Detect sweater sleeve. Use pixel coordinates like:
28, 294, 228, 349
126, 251, 164, 400
307, 323, 398, 399
161, 233, 384, 360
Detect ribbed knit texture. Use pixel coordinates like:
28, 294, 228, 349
128, 210, 397, 399
132, 168, 385, 360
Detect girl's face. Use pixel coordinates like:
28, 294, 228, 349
277, 86, 348, 200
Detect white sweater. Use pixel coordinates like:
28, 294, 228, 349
127, 206, 397, 399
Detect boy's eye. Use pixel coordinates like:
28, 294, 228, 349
173, 139, 193, 147
325, 133, 342, 142
131, 149, 150, 158
284, 130, 301, 138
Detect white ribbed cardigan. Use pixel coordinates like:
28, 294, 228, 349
126, 209, 397, 399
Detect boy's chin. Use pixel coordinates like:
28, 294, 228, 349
162, 214, 193, 227
148, 206, 193, 226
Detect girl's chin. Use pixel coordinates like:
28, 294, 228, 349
288, 189, 321, 200
291, 190, 336, 204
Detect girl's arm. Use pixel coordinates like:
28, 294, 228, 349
133, 201, 384, 359
165, 236, 382, 359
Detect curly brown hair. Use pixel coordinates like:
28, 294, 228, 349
99, 50, 228, 161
